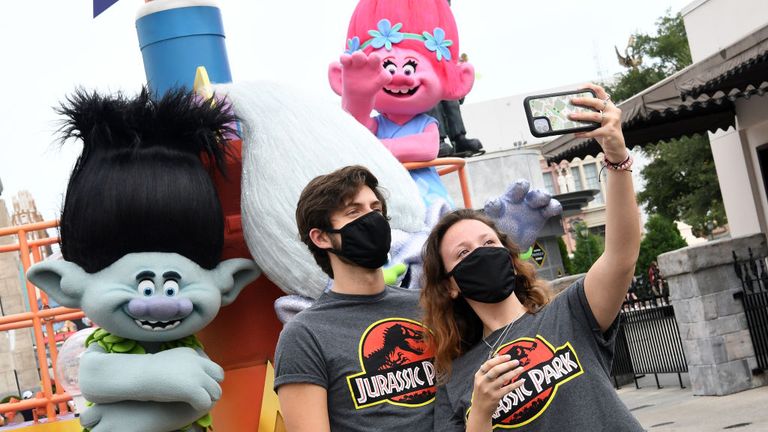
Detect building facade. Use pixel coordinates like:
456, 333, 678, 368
0, 191, 41, 398
461, 92, 621, 257
541, 153, 608, 253
11, 190, 53, 259
682, 0, 768, 238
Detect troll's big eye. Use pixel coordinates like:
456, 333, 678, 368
163, 280, 180, 297
383, 60, 397, 75
403, 60, 417, 76
138, 279, 155, 297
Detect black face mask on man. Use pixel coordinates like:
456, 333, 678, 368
326, 211, 391, 269
447, 247, 517, 303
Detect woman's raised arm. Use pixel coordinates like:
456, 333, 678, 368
568, 83, 641, 332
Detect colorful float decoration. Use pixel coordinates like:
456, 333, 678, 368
21, 1, 561, 430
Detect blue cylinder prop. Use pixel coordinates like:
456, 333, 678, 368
136, 1, 232, 95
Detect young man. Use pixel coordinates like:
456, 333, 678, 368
274, 165, 436, 432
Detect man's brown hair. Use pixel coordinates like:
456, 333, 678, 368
295, 165, 388, 278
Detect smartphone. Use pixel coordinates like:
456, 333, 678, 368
523, 89, 601, 138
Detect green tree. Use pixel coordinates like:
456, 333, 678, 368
634, 12, 692, 74
558, 236, 574, 275
606, 11, 727, 234
637, 135, 727, 236
570, 222, 604, 274
608, 66, 667, 103
608, 12, 692, 103
637, 214, 687, 279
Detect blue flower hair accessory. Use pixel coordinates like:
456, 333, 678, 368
346, 19, 454, 62
423, 28, 452, 61
368, 19, 404, 50
345, 36, 361, 54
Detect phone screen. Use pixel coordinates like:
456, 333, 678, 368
524, 90, 600, 138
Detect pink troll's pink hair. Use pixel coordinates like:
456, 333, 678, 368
346, 0, 466, 99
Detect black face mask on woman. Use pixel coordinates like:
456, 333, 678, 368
326, 211, 391, 269
447, 247, 517, 303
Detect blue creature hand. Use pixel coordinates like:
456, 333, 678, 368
80, 400, 207, 432
484, 179, 562, 251
79, 346, 223, 412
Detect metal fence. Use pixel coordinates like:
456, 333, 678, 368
0, 220, 83, 423
732, 248, 768, 373
610, 279, 688, 389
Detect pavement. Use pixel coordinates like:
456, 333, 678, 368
617, 373, 768, 431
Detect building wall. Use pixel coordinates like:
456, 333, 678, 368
11, 190, 54, 259
682, 0, 768, 62
683, 0, 768, 237
0, 198, 40, 398
541, 154, 608, 254
441, 149, 566, 280
443, 149, 547, 207
739, 96, 768, 234
708, 127, 762, 236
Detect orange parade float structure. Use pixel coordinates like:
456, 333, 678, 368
0, 1, 474, 430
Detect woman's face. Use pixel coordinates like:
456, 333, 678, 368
439, 218, 504, 277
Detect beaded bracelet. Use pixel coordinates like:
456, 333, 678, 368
599, 153, 633, 180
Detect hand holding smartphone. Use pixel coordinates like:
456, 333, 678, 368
524, 89, 601, 137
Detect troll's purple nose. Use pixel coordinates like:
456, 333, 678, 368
127, 297, 193, 321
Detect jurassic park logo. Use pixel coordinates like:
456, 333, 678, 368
467, 335, 584, 428
346, 318, 436, 409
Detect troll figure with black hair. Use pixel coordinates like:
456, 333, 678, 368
27, 89, 260, 432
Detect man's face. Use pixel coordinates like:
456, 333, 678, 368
309, 186, 389, 266
330, 186, 384, 228
327, 186, 383, 249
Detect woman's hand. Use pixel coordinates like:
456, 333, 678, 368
568, 83, 628, 163
470, 355, 526, 419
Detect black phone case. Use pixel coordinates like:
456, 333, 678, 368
523, 89, 601, 138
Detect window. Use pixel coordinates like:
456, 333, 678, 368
583, 163, 603, 204
543, 172, 555, 195
570, 167, 583, 191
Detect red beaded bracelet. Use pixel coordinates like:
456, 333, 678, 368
599, 153, 633, 179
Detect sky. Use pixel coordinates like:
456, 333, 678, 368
0, 0, 692, 221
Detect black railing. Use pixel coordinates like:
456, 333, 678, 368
610, 279, 687, 389
732, 248, 768, 373
610, 324, 635, 386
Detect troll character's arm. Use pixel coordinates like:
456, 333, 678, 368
79, 346, 223, 412
80, 400, 209, 432
380, 122, 440, 162
337, 51, 392, 132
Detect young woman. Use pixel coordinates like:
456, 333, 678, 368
421, 83, 644, 431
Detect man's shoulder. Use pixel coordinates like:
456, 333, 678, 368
386, 284, 419, 294
384, 285, 422, 303
285, 299, 333, 327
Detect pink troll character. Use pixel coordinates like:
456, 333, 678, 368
328, 0, 474, 207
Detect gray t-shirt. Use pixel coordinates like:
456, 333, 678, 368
274, 286, 436, 432
434, 279, 644, 431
